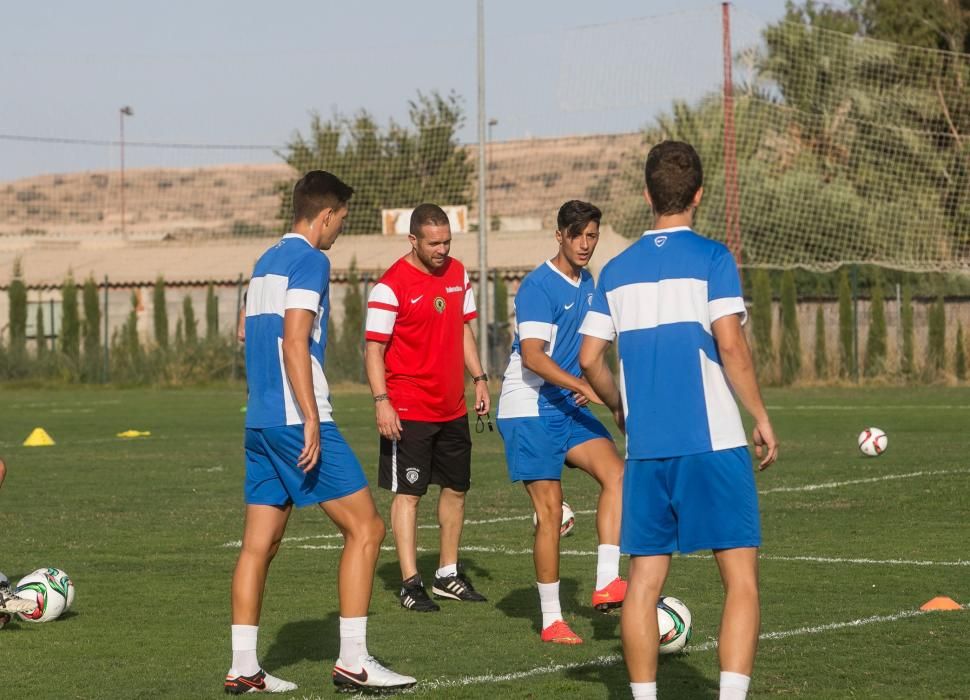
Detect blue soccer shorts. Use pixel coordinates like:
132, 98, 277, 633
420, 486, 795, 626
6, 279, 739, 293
497, 406, 613, 482
621, 446, 761, 555
244, 422, 368, 507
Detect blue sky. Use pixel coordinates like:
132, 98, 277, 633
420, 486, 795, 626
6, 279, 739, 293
0, 1, 822, 180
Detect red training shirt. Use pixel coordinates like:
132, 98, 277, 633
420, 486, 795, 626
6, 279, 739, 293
365, 255, 477, 422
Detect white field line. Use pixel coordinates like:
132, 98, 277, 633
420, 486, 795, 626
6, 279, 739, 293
765, 404, 970, 410
411, 608, 933, 692
759, 468, 970, 494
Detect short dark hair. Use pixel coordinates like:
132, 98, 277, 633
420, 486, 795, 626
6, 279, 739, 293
292, 170, 354, 225
644, 141, 703, 216
557, 200, 602, 237
410, 203, 450, 237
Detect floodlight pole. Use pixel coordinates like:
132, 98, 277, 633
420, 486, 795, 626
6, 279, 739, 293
722, 2, 741, 265
476, 0, 489, 372
119, 106, 133, 240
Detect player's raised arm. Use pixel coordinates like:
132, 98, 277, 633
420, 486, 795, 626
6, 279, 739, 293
281, 308, 320, 472
711, 314, 778, 469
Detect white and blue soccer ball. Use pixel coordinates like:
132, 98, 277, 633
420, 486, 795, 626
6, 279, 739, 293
15, 568, 70, 623
657, 595, 692, 654
532, 501, 576, 537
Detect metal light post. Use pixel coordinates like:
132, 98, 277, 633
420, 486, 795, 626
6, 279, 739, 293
476, 0, 489, 371
119, 106, 133, 239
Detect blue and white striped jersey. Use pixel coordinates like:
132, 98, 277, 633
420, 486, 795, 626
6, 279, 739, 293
578, 227, 748, 458
498, 261, 595, 418
244, 233, 333, 428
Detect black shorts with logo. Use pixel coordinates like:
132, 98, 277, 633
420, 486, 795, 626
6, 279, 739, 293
378, 416, 472, 495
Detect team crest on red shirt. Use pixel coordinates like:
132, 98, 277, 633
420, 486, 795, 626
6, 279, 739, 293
433, 296, 446, 313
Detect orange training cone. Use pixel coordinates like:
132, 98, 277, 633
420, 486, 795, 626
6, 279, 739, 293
920, 596, 962, 611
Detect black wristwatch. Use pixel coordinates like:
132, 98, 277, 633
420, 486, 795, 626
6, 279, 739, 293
472, 373, 488, 383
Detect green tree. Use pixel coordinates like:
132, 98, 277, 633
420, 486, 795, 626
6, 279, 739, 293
900, 278, 914, 376
82, 277, 101, 382
206, 283, 219, 341
335, 260, 364, 382
863, 269, 888, 377
8, 259, 27, 360
35, 303, 47, 361
838, 269, 854, 378
779, 270, 801, 384
492, 273, 510, 374
814, 304, 828, 379
956, 322, 967, 381
61, 276, 80, 366
750, 269, 775, 383
278, 91, 473, 234
926, 290, 946, 376
183, 295, 198, 347
153, 277, 168, 349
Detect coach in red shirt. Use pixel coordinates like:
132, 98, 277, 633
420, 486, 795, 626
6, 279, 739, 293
364, 203, 491, 612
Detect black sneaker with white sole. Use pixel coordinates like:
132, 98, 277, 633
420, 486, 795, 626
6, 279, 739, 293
432, 567, 487, 602
399, 575, 440, 612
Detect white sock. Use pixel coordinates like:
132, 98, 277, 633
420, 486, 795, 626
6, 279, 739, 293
631, 681, 658, 699
338, 616, 368, 666
596, 544, 621, 590
537, 580, 563, 629
436, 563, 458, 578
720, 671, 751, 700
230, 624, 259, 676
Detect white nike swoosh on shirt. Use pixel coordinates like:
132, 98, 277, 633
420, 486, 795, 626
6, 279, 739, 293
564, 303, 575, 310
411, 296, 423, 303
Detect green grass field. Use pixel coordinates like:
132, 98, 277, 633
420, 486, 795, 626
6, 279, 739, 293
1, 385, 968, 699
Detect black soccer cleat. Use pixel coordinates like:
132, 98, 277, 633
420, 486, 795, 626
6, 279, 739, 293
432, 566, 487, 602
224, 669, 297, 695
399, 575, 440, 612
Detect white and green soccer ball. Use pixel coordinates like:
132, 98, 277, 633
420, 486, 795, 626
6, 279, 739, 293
532, 501, 576, 537
15, 567, 71, 622
657, 595, 692, 654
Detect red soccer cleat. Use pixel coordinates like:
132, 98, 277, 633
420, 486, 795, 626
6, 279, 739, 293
540, 619, 583, 644
591, 577, 627, 612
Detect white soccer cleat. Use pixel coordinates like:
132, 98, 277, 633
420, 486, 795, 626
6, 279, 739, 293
0, 589, 37, 615
332, 654, 417, 691
223, 669, 297, 694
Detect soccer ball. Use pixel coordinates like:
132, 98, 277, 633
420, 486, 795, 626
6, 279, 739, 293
532, 501, 576, 537
657, 595, 692, 654
15, 568, 68, 623
858, 427, 888, 457
45, 567, 75, 610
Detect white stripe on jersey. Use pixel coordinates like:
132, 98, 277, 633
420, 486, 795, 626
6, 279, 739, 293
606, 278, 711, 334
368, 282, 399, 308
517, 320, 554, 343
709, 296, 748, 325
698, 349, 747, 450
286, 288, 321, 311
366, 307, 397, 336
578, 310, 616, 341
247, 274, 288, 317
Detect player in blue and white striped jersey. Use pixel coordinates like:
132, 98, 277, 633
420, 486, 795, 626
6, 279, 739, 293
497, 201, 626, 645
579, 142, 778, 700
227, 171, 414, 694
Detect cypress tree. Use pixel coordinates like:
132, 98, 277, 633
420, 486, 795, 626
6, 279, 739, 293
183, 295, 198, 347
60, 275, 80, 364
206, 283, 219, 341
863, 270, 887, 377
8, 259, 27, 358
814, 305, 827, 379
82, 276, 101, 382
35, 303, 47, 360
338, 260, 364, 382
751, 268, 774, 382
838, 268, 853, 378
900, 279, 914, 376
153, 276, 168, 349
779, 270, 801, 385
926, 290, 946, 376
956, 323, 966, 381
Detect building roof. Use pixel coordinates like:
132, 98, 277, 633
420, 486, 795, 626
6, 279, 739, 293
0, 227, 632, 289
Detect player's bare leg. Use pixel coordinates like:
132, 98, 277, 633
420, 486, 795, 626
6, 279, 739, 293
525, 479, 563, 583
565, 437, 626, 610
431, 487, 487, 602
320, 487, 385, 617
232, 504, 291, 625
621, 554, 670, 682
713, 547, 760, 676
390, 494, 421, 580
436, 487, 465, 569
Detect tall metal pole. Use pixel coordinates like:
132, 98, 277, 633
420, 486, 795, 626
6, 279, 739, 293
721, 3, 741, 265
476, 0, 489, 370
120, 106, 133, 240
103, 274, 110, 383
